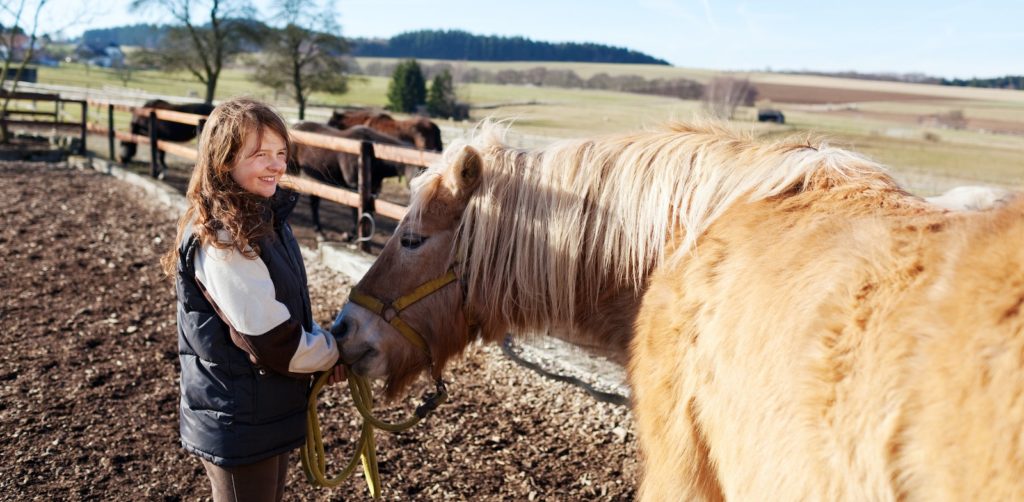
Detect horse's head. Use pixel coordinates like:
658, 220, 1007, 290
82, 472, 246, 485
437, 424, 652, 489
328, 109, 374, 130
408, 118, 443, 152
326, 110, 347, 129
336, 145, 483, 398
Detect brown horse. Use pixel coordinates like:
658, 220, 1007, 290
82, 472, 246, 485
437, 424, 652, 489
334, 122, 1024, 500
328, 109, 443, 152
328, 110, 442, 188
290, 121, 414, 233
120, 99, 215, 175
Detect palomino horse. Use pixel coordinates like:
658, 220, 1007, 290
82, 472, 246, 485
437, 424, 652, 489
290, 121, 414, 234
335, 122, 1024, 500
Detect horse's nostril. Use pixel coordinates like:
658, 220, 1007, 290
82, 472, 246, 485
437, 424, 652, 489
331, 318, 350, 338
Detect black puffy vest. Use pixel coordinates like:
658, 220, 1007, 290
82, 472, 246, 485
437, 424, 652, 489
174, 189, 313, 466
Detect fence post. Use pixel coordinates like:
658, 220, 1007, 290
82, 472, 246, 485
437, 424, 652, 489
148, 110, 160, 178
357, 140, 376, 253
79, 101, 87, 155
107, 104, 115, 160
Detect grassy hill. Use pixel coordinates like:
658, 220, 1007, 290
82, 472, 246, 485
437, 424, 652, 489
31, 59, 1024, 194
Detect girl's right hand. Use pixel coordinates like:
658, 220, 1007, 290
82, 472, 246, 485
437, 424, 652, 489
326, 364, 348, 385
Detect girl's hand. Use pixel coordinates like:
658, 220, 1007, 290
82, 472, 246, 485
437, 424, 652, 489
327, 364, 347, 385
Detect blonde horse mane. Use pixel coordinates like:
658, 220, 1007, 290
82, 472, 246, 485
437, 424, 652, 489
411, 121, 897, 333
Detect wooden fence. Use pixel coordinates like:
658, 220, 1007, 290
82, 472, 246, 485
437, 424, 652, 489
0, 90, 87, 154
84, 99, 441, 251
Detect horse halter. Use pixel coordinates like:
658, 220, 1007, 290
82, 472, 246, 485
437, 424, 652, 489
348, 269, 459, 363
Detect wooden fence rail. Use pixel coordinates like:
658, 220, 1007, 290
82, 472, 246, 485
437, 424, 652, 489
0, 90, 87, 154
84, 99, 439, 250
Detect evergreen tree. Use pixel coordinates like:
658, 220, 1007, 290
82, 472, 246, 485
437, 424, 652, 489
386, 59, 426, 113
426, 69, 456, 118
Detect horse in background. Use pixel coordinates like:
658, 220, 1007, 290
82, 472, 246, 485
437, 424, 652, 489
119, 99, 215, 176
290, 121, 414, 235
328, 109, 442, 187
328, 109, 442, 152
334, 122, 1024, 500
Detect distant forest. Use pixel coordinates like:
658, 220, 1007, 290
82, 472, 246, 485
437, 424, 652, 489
77, 25, 669, 65
941, 75, 1023, 90
349, 30, 670, 65
80, 24, 167, 48
783, 70, 1022, 91
75, 25, 1018, 89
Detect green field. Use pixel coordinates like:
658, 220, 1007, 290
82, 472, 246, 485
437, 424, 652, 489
28, 59, 1024, 194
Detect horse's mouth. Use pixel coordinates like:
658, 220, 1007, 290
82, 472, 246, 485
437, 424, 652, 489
341, 347, 380, 374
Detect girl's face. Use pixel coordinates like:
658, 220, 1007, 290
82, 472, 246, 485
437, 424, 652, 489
231, 129, 288, 198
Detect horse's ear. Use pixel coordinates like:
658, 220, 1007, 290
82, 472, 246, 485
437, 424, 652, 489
451, 146, 482, 199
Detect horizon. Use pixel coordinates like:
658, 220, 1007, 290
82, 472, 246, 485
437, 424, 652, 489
14, 0, 1024, 80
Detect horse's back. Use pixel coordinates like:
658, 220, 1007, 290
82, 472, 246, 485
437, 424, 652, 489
893, 195, 1024, 500
290, 121, 348, 181
631, 188, 1024, 500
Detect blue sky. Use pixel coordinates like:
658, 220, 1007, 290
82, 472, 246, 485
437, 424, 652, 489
21, 0, 1024, 79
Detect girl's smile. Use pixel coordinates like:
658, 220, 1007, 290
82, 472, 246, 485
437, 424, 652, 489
231, 131, 288, 198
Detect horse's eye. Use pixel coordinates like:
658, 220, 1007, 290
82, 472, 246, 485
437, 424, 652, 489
400, 234, 427, 250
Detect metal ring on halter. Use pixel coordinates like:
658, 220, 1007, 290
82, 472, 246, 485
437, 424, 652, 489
356, 212, 376, 243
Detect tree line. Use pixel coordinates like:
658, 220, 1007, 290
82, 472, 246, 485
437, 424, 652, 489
361, 60, 704, 101
782, 70, 1023, 91
82, 25, 669, 66
351, 29, 669, 65
940, 75, 1023, 91
381, 59, 756, 122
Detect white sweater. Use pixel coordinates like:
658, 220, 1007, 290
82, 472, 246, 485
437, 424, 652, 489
195, 242, 339, 374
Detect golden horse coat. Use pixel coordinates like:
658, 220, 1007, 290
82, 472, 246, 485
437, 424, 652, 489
337, 122, 1024, 501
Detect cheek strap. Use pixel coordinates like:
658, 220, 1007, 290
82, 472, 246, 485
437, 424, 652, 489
348, 269, 459, 355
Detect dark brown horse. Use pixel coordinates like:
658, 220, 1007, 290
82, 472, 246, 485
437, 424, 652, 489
290, 121, 415, 234
120, 99, 215, 175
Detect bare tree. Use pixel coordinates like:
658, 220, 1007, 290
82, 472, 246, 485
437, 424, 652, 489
702, 75, 758, 120
0, 0, 47, 142
114, 58, 132, 86
253, 0, 348, 119
131, 0, 255, 103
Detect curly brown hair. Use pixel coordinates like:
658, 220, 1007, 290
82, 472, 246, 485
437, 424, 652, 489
161, 98, 292, 277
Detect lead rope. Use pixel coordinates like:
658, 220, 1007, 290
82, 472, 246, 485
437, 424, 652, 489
300, 370, 448, 498
304, 269, 456, 496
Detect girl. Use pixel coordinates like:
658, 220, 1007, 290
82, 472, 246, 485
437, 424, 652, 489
162, 98, 344, 501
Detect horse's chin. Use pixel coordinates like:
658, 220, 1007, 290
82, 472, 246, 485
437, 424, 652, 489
348, 356, 388, 380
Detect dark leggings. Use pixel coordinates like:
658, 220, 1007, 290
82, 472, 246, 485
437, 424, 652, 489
201, 451, 290, 502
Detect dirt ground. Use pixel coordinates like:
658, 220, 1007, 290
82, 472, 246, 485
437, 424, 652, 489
0, 161, 639, 501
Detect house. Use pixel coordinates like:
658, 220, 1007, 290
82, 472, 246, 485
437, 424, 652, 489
74, 42, 125, 67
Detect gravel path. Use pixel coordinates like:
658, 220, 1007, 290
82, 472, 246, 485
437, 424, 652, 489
0, 161, 638, 501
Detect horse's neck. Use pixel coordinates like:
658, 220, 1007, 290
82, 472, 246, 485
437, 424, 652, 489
471, 276, 640, 365
567, 286, 641, 365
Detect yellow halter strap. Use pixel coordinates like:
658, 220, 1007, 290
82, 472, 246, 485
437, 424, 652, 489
347, 269, 458, 355
301, 270, 459, 497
